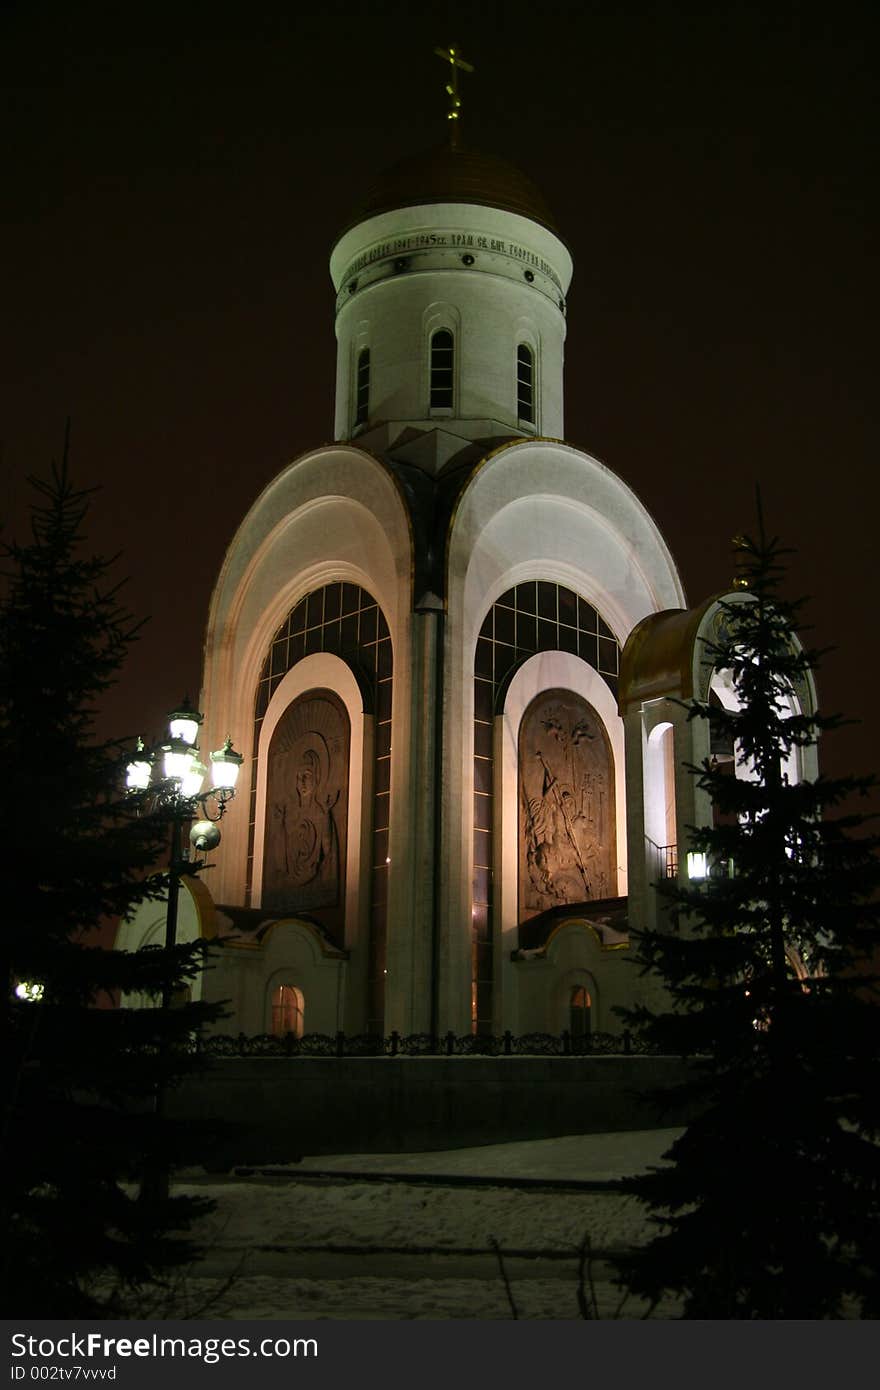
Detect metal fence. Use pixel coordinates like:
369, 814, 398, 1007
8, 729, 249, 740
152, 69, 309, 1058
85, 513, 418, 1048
646, 836, 678, 879
197, 1028, 657, 1058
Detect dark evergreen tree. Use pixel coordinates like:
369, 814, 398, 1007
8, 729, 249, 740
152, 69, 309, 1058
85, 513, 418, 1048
0, 439, 221, 1316
617, 517, 880, 1318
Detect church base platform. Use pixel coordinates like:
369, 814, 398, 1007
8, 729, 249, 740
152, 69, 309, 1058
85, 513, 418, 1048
169, 1055, 703, 1166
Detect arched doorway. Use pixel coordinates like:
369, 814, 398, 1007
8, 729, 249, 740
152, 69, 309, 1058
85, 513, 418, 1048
569, 984, 592, 1037
271, 984, 305, 1038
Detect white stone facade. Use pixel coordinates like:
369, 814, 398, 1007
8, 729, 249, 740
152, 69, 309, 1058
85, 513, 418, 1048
119, 147, 817, 1043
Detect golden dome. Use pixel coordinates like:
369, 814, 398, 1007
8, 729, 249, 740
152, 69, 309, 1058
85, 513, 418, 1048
618, 599, 719, 714
339, 144, 560, 238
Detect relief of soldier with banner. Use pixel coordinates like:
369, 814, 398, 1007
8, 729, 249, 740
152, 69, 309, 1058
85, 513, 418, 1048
518, 689, 616, 917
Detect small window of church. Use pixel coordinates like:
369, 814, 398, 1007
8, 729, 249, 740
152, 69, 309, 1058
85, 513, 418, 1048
272, 984, 304, 1038
430, 330, 454, 410
517, 344, 534, 423
355, 348, 370, 427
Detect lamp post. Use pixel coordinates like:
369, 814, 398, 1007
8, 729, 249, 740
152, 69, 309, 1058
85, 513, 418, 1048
126, 698, 242, 1199
126, 699, 243, 969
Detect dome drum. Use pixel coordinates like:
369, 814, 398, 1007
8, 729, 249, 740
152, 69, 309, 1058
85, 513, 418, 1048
335, 235, 567, 316
331, 202, 572, 445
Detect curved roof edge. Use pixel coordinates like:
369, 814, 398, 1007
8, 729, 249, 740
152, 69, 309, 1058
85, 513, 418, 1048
204, 442, 413, 646
446, 436, 688, 615
618, 593, 731, 713
619, 590, 819, 716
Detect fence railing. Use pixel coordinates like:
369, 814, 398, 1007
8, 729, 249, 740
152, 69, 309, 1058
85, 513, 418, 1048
646, 836, 678, 879
196, 1029, 658, 1058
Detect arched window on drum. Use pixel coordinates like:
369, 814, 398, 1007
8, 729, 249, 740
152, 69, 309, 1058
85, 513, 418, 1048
354, 347, 370, 428
429, 329, 454, 410
516, 343, 534, 425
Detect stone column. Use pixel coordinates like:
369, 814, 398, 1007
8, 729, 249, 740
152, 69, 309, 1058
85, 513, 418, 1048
384, 602, 442, 1034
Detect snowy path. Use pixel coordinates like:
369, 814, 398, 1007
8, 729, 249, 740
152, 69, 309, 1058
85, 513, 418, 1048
159, 1131, 681, 1320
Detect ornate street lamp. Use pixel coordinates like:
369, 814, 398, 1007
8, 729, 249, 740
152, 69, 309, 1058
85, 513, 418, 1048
126, 700, 242, 1009
126, 700, 241, 1201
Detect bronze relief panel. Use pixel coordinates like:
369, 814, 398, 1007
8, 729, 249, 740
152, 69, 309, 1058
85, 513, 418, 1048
519, 689, 616, 917
262, 690, 350, 924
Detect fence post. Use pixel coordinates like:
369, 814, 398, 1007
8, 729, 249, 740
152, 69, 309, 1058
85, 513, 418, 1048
390, 1029, 399, 1057
446, 1030, 455, 1056
237, 1032, 247, 1057
623, 1028, 632, 1055
562, 1028, 571, 1056
503, 1030, 513, 1056
335, 1030, 345, 1058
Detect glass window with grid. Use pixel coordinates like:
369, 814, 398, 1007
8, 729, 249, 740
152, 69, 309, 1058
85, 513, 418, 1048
429, 329, 454, 409
355, 348, 370, 427
516, 344, 534, 423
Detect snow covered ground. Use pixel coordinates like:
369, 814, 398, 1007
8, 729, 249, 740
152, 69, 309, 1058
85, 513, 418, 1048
159, 1130, 682, 1320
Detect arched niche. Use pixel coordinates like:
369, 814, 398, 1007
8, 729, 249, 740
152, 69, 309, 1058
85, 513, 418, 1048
262, 689, 350, 942
269, 982, 305, 1037
645, 720, 677, 867
252, 652, 370, 957
518, 687, 617, 916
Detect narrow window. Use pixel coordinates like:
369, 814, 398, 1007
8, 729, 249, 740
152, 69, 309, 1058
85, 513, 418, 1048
570, 985, 592, 1038
517, 343, 534, 423
430, 330, 454, 409
272, 984, 304, 1038
355, 348, 370, 427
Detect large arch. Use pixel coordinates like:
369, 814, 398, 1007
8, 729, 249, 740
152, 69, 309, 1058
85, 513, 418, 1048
441, 438, 685, 1033
249, 581, 393, 1030
253, 654, 369, 942
497, 652, 626, 1033
198, 445, 412, 918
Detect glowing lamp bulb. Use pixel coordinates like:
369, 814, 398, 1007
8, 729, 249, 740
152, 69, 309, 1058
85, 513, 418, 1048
210, 736, 244, 791
179, 756, 207, 799
15, 981, 44, 1002
163, 737, 192, 781
126, 739, 152, 792
687, 851, 708, 881
168, 698, 203, 747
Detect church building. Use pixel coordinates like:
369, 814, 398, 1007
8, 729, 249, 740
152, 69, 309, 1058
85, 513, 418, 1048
119, 56, 817, 1043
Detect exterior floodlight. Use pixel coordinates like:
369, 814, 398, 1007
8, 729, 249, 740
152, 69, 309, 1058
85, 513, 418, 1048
168, 697, 203, 747
687, 851, 708, 881
15, 981, 44, 1002
179, 756, 207, 800
126, 738, 152, 792
211, 736, 244, 791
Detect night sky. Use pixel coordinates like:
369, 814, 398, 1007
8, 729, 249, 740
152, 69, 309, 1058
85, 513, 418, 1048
3, 1, 877, 798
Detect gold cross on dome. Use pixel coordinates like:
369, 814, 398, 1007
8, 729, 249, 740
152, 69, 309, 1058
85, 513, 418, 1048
434, 42, 475, 148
